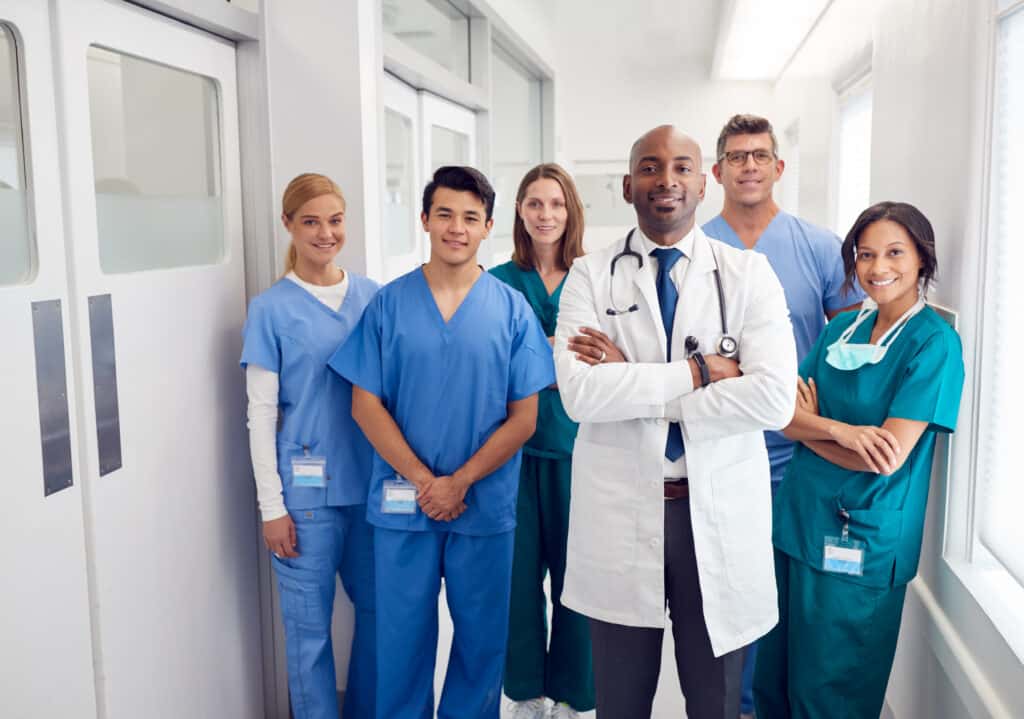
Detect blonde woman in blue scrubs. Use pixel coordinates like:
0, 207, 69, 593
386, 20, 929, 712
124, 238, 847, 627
241, 174, 379, 719
754, 202, 965, 719
491, 164, 593, 719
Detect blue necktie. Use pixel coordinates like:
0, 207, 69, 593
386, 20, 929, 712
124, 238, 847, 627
651, 247, 685, 460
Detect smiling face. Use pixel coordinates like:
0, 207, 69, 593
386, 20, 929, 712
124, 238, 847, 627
282, 193, 346, 272
855, 219, 923, 312
623, 126, 706, 243
421, 187, 493, 268
712, 132, 783, 209
517, 178, 568, 251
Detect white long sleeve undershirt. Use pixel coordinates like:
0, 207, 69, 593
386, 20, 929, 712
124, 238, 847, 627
246, 271, 349, 522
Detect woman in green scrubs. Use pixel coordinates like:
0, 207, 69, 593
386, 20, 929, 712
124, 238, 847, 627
491, 163, 592, 719
754, 202, 965, 719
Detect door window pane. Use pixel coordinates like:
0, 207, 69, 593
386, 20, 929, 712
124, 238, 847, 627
430, 125, 469, 171
382, 0, 470, 82
490, 42, 543, 265
384, 108, 416, 256
0, 25, 32, 285
87, 47, 223, 273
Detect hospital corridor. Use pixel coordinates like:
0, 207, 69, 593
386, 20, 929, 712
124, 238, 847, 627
0, 0, 1022, 717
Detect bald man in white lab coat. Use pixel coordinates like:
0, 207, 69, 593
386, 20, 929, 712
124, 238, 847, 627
555, 126, 797, 718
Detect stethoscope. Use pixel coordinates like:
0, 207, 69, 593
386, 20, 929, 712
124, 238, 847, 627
606, 228, 738, 359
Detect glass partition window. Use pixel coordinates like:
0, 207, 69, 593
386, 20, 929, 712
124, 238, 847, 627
86, 47, 223, 273
0, 24, 32, 285
833, 82, 872, 237
489, 42, 543, 265
384, 108, 416, 256
576, 173, 634, 227
976, 5, 1024, 589
382, 0, 470, 82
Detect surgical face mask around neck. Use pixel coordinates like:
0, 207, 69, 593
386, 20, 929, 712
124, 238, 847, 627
825, 296, 926, 371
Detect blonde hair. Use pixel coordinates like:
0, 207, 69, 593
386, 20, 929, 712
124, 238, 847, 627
511, 163, 585, 271
281, 173, 346, 274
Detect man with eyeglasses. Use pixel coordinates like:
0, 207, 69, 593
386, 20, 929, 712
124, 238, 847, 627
703, 114, 864, 719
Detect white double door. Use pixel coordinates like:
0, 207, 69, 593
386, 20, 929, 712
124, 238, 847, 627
0, 1, 261, 717
381, 73, 479, 280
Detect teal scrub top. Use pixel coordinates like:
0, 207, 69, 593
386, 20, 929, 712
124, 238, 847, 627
490, 260, 578, 459
772, 305, 965, 588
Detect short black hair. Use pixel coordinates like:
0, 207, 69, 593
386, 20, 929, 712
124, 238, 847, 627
841, 201, 939, 293
421, 165, 496, 221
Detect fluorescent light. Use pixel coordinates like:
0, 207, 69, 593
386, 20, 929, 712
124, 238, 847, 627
712, 0, 832, 80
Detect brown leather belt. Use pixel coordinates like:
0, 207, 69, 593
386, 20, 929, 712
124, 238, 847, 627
664, 478, 689, 500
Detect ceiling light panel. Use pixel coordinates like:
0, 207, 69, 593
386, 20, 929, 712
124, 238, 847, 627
714, 0, 831, 80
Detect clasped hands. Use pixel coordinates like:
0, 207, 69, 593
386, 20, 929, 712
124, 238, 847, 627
415, 473, 471, 522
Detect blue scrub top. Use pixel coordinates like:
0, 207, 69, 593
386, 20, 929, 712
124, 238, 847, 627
490, 261, 577, 459
240, 274, 380, 510
772, 306, 965, 588
703, 211, 864, 481
329, 268, 556, 536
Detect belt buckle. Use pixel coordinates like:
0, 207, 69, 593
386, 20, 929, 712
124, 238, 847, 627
663, 478, 688, 501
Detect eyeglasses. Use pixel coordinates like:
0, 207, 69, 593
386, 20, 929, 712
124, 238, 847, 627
719, 149, 776, 167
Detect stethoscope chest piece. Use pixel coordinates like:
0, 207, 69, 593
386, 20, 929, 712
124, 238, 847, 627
717, 335, 738, 359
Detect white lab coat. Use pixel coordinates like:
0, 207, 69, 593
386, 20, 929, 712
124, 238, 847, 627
555, 227, 797, 657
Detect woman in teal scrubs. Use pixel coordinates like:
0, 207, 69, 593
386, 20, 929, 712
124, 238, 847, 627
754, 202, 965, 719
491, 163, 593, 719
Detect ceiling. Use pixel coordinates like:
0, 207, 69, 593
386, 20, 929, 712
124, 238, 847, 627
554, 0, 722, 68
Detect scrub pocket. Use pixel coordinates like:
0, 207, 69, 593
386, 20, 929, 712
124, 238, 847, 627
836, 505, 903, 588
271, 555, 333, 632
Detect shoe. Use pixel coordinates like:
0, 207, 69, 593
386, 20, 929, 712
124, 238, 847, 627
549, 703, 580, 719
508, 697, 548, 719
740, 713, 756, 719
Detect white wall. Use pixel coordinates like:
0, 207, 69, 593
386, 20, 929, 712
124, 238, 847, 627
771, 77, 838, 230
554, 40, 776, 252
261, 0, 381, 280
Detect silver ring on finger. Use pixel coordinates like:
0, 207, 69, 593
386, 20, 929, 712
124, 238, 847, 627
598, 350, 607, 363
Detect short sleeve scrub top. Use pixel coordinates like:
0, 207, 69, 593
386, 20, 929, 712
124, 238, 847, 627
754, 304, 965, 719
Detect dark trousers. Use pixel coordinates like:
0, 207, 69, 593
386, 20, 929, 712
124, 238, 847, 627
589, 497, 743, 719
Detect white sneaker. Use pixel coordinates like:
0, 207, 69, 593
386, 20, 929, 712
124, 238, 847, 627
548, 703, 580, 719
508, 697, 548, 719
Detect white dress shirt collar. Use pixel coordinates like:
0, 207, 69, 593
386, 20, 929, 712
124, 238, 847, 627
635, 224, 696, 262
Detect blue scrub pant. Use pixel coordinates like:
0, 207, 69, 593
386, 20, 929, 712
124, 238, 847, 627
374, 527, 515, 719
271, 504, 376, 719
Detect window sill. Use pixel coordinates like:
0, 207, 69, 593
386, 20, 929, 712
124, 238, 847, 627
943, 556, 1024, 664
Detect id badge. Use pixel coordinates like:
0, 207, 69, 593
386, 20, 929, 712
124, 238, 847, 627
291, 455, 327, 488
382, 476, 418, 515
823, 534, 865, 576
